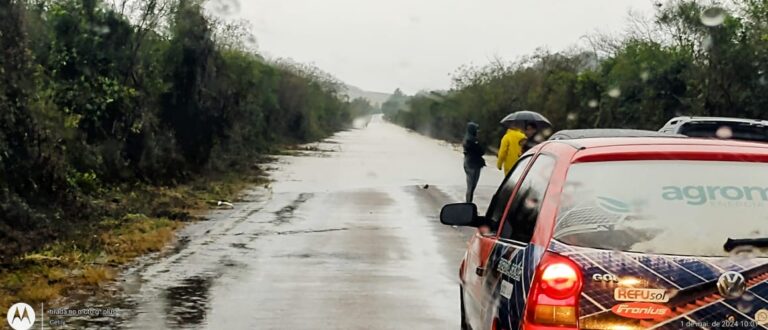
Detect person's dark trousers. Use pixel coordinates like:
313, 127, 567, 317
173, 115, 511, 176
464, 164, 482, 203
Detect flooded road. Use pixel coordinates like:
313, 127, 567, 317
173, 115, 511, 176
117, 115, 504, 329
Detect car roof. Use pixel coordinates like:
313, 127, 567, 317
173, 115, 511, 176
549, 129, 683, 140
543, 136, 768, 163
557, 136, 768, 149
662, 116, 768, 127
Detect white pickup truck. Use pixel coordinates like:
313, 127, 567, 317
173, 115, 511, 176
659, 116, 768, 143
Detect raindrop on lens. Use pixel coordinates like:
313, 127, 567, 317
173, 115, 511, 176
567, 113, 577, 121
246, 35, 258, 47
89, 24, 110, 35
588, 99, 599, 108
424, 92, 444, 102
700, 7, 726, 27
702, 35, 714, 51
608, 88, 621, 98
730, 245, 757, 260
96, 1, 111, 12
534, 134, 545, 142
640, 71, 650, 82
738, 300, 753, 313
716, 126, 733, 139
524, 198, 538, 209
542, 128, 552, 136
210, 0, 240, 16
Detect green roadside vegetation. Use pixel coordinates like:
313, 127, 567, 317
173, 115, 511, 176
0, 167, 267, 308
0, 0, 375, 306
383, 0, 768, 145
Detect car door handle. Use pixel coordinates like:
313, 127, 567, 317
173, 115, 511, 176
476, 266, 485, 277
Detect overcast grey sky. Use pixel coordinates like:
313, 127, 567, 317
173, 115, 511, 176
224, 0, 656, 94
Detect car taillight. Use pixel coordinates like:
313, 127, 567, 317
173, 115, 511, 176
541, 262, 580, 299
525, 252, 582, 328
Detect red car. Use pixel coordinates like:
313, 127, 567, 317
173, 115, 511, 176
441, 130, 768, 330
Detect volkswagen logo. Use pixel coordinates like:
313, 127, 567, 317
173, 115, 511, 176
717, 271, 746, 299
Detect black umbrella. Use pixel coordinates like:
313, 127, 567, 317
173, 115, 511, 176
499, 110, 552, 129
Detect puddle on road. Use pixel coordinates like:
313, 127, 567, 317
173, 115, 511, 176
281, 142, 341, 157
219, 255, 247, 268
333, 189, 395, 210
170, 235, 191, 255
271, 192, 314, 225
229, 242, 250, 249
276, 251, 362, 260
275, 227, 348, 235
164, 276, 214, 328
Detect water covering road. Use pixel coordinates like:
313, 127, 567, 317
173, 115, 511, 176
113, 115, 504, 329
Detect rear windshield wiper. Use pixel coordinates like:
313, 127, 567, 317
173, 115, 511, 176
724, 238, 768, 252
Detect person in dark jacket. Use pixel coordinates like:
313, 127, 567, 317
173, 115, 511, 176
522, 122, 539, 154
463, 122, 486, 203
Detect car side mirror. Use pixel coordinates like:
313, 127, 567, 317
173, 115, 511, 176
440, 203, 479, 227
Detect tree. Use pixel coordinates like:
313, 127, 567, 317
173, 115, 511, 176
0, 0, 358, 261
381, 88, 409, 119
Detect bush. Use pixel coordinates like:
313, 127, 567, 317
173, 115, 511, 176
0, 0, 360, 261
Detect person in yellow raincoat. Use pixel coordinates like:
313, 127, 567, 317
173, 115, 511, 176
496, 124, 528, 175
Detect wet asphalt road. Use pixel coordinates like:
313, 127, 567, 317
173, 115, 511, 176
115, 115, 504, 329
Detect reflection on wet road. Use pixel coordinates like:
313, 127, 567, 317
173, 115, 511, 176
119, 115, 504, 329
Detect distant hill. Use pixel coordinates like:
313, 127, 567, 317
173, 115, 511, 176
342, 85, 391, 107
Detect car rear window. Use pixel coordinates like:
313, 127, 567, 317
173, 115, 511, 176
554, 160, 768, 257
679, 122, 768, 142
